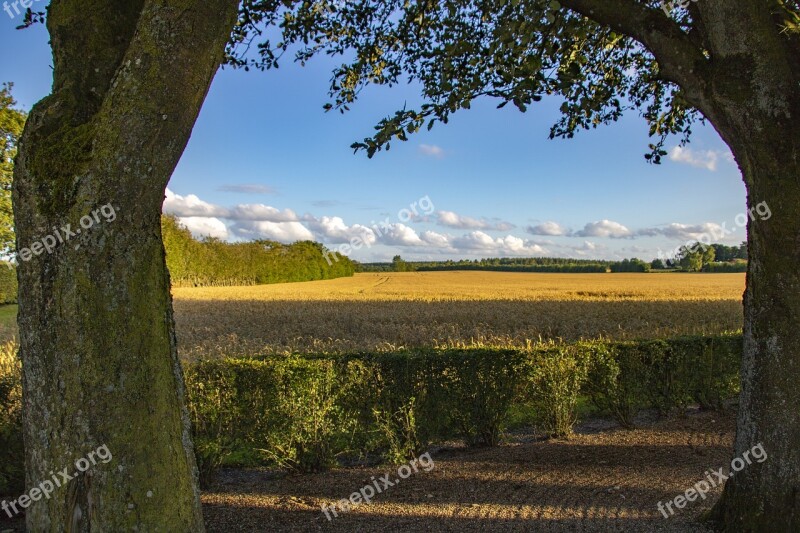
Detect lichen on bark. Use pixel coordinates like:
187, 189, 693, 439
12, 1, 239, 530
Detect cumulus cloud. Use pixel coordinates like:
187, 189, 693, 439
450, 231, 546, 255
574, 241, 597, 254
379, 223, 427, 246
419, 144, 445, 158
228, 204, 299, 222
419, 230, 451, 248
668, 146, 732, 171
164, 189, 228, 218
305, 216, 377, 245
574, 220, 632, 239
636, 222, 728, 241
437, 210, 515, 231
177, 217, 229, 240
232, 221, 315, 242
165, 188, 311, 243
527, 221, 569, 237
217, 184, 276, 194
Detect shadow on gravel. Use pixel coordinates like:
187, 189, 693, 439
203, 410, 735, 532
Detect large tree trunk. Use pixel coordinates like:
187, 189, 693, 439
658, 3, 800, 529
12, 1, 237, 530
708, 130, 800, 530
698, 21, 800, 523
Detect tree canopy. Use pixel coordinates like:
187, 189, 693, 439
226, 0, 799, 158
0, 83, 24, 255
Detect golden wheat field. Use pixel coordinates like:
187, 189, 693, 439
172, 271, 745, 359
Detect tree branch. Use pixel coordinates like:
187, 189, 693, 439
559, 0, 710, 108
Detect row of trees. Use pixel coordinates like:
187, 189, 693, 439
0, 83, 23, 256
367, 247, 747, 274
162, 215, 356, 286
652, 242, 748, 272
358, 256, 615, 273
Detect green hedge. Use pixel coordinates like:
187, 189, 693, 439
187, 335, 742, 478
1, 335, 743, 490
162, 215, 356, 287
0, 263, 17, 304
702, 261, 748, 273
0, 342, 23, 495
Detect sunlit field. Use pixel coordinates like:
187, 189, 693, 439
172, 271, 745, 359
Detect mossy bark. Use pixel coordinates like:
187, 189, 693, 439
12, 0, 238, 530
707, 140, 800, 531
695, 5, 800, 529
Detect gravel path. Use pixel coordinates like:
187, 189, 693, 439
203, 410, 735, 532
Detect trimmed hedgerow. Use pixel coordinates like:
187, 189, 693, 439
0, 335, 743, 483
186, 335, 742, 474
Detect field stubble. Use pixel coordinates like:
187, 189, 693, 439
172, 272, 745, 360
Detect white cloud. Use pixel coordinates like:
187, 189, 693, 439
164, 189, 298, 223
419, 230, 451, 248
228, 204, 299, 222
437, 210, 515, 231
305, 216, 377, 245
419, 144, 445, 158
450, 231, 547, 255
573, 241, 597, 255
637, 222, 728, 241
527, 221, 569, 236
668, 146, 732, 171
177, 217, 229, 240
379, 223, 427, 246
164, 188, 228, 218
231, 221, 315, 242
574, 220, 632, 239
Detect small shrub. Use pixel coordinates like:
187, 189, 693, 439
0, 341, 24, 494
442, 350, 525, 446
583, 341, 650, 428
364, 352, 434, 462
265, 358, 351, 472
372, 397, 423, 464
685, 335, 741, 410
526, 346, 589, 438
188, 357, 359, 474
0, 264, 17, 305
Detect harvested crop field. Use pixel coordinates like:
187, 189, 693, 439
202, 409, 736, 532
172, 272, 745, 358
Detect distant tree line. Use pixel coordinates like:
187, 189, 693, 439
358, 244, 748, 275
162, 215, 356, 287
651, 242, 748, 273
610, 258, 651, 273
359, 256, 614, 273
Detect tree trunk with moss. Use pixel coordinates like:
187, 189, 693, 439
706, 115, 800, 531
12, 1, 237, 530
688, 6, 800, 531
710, 138, 800, 532
558, 2, 800, 528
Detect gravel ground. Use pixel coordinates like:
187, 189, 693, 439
203, 409, 736, 532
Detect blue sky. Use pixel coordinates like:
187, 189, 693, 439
1, 16, 749, 262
